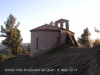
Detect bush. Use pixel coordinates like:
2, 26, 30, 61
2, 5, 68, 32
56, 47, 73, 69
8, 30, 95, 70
0, 54, 6, 61
23, 49, 29, 54
17, 46, 23, 54
93, 38, 100, 48
0, 54, 15, 62
7, 54, 15, 58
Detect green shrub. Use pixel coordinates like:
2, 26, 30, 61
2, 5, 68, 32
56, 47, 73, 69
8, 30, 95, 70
17, 46, 23, 54
23, 49, 29, 54
0, 54, 15, 62
0, 54, 5, 61
6, 54, 14, 59
93, 38, 100, 48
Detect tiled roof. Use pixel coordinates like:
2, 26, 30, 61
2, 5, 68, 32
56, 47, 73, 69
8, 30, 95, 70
30, 24, 74, 33
30, 24, 61, 31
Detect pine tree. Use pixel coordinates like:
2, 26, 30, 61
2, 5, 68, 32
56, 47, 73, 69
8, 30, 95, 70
49, 21, 55, 26
0, 14, 23, 54
78, 27, 91, 47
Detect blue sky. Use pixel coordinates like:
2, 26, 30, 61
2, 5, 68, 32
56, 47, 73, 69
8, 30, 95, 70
0, 0, 100, 43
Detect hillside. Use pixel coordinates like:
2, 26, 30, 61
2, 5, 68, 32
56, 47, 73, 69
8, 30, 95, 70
0, 43, 6, 49
0, 46, 99, 75
0, 43, 29, 49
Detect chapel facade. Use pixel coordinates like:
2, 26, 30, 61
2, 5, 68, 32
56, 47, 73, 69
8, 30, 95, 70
30, 18, 78, 57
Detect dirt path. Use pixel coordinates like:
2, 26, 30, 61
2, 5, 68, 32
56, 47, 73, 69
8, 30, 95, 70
0, 48, 98, 75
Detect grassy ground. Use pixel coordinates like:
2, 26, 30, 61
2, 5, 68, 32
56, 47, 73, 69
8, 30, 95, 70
0, 46, 99, 75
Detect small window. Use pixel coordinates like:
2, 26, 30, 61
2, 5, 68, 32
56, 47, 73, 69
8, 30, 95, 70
58, 23, 60, 27
63, 22, 66, 29
36, 38, 38, 49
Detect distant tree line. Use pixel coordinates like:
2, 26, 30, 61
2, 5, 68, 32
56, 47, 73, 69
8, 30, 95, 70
78, 26, 100, 48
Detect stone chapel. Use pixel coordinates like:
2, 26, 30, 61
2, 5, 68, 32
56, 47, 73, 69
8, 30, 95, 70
30, 18, 78, 57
